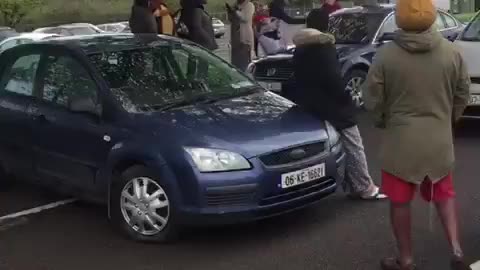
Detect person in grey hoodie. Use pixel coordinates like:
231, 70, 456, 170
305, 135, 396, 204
129, 0, 158, 34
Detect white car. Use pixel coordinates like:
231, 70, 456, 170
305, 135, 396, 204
33, 23, 105, 36
0, 33, 60, 53
212, 18, 226, 38
97, 22, 130, 33
455, 11, 480, 119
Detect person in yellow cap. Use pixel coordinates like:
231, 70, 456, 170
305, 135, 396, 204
364, 0, 471, 269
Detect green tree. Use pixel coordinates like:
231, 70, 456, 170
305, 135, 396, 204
0, 0, 42, 27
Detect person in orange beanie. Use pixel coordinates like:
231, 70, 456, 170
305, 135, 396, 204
364, 0, 471, 269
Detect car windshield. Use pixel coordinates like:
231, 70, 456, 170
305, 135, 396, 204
329, 13, 386, 44
89, 41, 257, 113
461, 13, 480, 41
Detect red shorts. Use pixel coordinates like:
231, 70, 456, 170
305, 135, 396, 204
381, 171, 456, 204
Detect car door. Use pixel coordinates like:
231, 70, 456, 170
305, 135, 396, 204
30, 51, 115, 189
0, 51, 42, 179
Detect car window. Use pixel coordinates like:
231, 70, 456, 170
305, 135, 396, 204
381, 14, 398, 33
442, 13, 458, 28
461, 13, 480, 41
89, 42, 256, 113
329, 13, 386, 44
435, 14, 446, 30
380, 12, 446, 34
0, 54, 41, 96
42, 55, 98, 108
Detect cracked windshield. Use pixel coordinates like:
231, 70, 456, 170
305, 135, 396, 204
0, 0, 479, 269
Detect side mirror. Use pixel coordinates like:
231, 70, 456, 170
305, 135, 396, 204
447, 32, 459, 42
378, 32, 396, 43
69, 96, 102, 116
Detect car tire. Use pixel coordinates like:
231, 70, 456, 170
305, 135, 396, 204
110, 165, 178, 243
344, 69, 367, 108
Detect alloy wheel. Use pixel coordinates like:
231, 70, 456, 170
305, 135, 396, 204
120, 177, 170, 236
345, 76, 365, 108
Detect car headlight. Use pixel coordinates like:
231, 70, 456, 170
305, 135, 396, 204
185, 148, 251, 172
325, 121, 340, 147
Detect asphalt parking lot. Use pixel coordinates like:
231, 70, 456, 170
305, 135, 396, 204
1, 115, 479, 270
1, 30, 480, 270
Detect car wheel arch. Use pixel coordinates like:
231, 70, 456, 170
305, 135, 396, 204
347, 63, 369, 75
104, 148, 169, 219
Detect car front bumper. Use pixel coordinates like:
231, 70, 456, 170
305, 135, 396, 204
463, 83, 480, 119
176, 148, 345, 226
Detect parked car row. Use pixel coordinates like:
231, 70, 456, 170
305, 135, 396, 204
247, 4, 467, 108
96, 18, 226, 38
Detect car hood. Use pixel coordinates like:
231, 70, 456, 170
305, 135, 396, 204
138, 91, 329, 158
253, 43, 365, 62
336, 44, 365, 58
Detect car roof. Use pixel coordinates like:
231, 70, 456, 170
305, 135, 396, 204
15, 33, 60, 40
29, 33, 189, 55
58, 23, 97, 28
331, 4, 395, 16
331, 4, 451, 16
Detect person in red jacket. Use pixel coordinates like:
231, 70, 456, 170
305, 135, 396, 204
320, 0, 341, 14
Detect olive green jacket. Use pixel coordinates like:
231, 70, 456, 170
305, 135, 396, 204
364, 28, 470, 184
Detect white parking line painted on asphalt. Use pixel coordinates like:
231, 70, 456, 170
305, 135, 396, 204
0, 199, 77, 222
471, 261, 480, 270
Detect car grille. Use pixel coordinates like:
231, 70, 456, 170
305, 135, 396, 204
471, 77, 480, 84
260, 178, 335, 206
463, 105, 480, 116
205, 185, 256, 207
253, 59, 294, 82
259, 142, 326, 167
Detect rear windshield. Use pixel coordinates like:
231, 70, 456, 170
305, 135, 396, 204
461, 13, 480, 41
329, 12, 386, 44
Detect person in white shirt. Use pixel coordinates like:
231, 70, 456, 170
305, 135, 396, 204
226, 0, 255, 71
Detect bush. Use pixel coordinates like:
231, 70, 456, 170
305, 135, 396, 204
4, 0, 229, 31
0, 0, 42, 27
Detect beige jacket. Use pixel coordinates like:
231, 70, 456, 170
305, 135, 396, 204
364, 28, 470, 184
234, 0, 255, 46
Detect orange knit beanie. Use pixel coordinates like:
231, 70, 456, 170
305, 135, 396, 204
396, 0, 436, 32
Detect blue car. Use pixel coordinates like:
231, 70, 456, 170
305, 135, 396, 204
0, 34, 345, 242
248, 4, 464, 107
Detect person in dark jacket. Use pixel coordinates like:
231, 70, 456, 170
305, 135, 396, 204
180, 0, 218, 50
129, 0, 158, 34
289, 8, 385, 200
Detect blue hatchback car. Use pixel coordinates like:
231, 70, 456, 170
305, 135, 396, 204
0, 34, 345, 242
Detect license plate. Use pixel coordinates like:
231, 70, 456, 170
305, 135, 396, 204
281, 164, 326, 189
469, 95, 480, 105
259, 81, 282, 92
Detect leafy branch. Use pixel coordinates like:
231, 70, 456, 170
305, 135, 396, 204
0, 0, 42, 27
